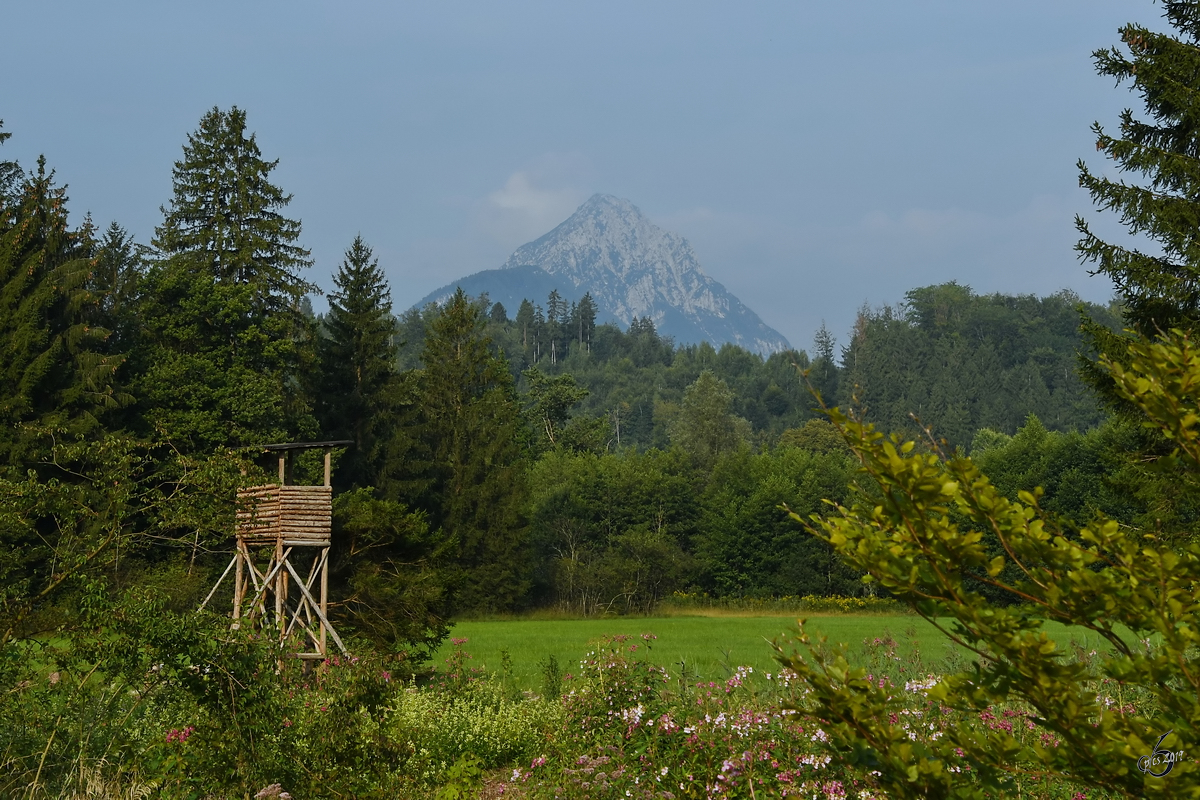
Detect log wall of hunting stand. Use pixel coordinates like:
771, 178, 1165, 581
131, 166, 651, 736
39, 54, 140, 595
237, 485, 332, 546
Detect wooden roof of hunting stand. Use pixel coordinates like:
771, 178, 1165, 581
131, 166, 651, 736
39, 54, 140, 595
200, 441, 353, 663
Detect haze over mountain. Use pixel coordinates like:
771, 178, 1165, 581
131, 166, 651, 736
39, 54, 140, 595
417, 195, 791, 355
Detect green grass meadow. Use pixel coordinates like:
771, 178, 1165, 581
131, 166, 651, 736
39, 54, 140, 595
434, 613, 1115, 691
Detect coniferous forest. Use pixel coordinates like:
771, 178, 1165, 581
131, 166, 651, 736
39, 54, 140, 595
7, 6, 1200, 789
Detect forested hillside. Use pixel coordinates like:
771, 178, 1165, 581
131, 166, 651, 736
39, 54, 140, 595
397, 281, 1121, 452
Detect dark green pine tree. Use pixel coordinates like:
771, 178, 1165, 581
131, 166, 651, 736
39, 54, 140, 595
576, 292, 597, 351
516, 299, 535, 350
1077, 3, 1200, 370
489, 301, 508, 325
318, 235, 399, 489
87, 222, 144, 360
153, 107, 311, 300
310, 239, 451, 657
0, 156, 122, 468
0, 121, 19, 205
533, 303, 546, 363
136, 106, 315, 451
808, 321, 839, 405
417, 288, 530, 612
1074, 3, 1200, 539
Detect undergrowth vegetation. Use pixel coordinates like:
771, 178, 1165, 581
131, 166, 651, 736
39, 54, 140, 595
4, 624, 1140, 799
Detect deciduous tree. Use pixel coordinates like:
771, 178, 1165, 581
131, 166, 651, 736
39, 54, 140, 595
669, 370, 749, 467
523, 366, 588, 450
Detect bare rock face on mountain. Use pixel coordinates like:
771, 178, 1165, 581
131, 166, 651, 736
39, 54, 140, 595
419, 194, 791, 355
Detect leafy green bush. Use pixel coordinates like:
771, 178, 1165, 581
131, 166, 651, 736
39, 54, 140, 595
389, 680, 562, 786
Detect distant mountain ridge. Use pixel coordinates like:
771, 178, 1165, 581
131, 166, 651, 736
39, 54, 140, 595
417, 194, 791, 355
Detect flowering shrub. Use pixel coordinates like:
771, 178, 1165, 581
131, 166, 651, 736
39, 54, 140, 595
522, 633, 881, 799
435, 637, 487, 696
561, 634, 670, 741
498, 628, 1140, 800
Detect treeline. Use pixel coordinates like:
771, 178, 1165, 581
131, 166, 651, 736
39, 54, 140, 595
840, 283, 1120, 445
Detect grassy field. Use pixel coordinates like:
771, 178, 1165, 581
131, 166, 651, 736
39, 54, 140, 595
434, 613, 1115, 691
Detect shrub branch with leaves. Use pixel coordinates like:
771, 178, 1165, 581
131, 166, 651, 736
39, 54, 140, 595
778, 332, 1200, 799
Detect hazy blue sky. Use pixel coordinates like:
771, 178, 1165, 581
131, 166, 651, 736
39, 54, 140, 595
2, 1, 1151, 351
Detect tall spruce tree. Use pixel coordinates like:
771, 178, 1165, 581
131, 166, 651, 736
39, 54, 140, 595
1075, 2, 1200, 536
516, 299, 535, 350
417, 289, 529, 612
136, 106, 315, 451
547, 289, 564, 364
489, 301, 508, 325
87, 222, 143, 359
0, 122, 19, 205
153, 107, 312, 302
1077, 2, 1200, 357
318, 235, 399, 488
809, 321, 839, 404
576, 292, 597, 351
0, 157, 121, 467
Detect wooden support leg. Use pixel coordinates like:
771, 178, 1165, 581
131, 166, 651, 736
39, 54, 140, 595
320, 546, 329, 656
275, 540, 286, 643
198, 554, 238, 612
233, 551, 244, 622
276, 540, 286, 673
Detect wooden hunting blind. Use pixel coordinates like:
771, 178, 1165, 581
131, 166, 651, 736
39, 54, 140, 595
201, 440, 353, 660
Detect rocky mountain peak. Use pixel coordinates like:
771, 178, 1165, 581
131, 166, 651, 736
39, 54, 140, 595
419, 195, 791, 355
505, 194, 693, 283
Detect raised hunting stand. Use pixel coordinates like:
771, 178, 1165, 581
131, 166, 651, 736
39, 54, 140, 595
201, 441, 353, 663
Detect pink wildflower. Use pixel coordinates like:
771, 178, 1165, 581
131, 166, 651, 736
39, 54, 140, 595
165, 725, 195, 744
